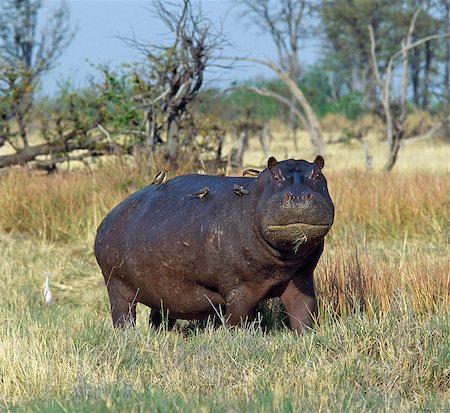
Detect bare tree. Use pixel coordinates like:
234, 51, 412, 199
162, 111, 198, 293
237, 0, 325, 155
369, 7, 450, 171
0, 0, 227, 171
121, 0, 226, 165
0, 0, 74, 149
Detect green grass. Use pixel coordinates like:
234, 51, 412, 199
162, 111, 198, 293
0, 230, 448, 412
8, 310, 449, 412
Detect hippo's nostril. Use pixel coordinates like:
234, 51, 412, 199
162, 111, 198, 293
306, 192, 313, 201
283, 192, 293, 201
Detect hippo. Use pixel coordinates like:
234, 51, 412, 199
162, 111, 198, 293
94, 156, 334, 331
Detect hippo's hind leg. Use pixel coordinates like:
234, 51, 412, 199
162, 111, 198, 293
149, 309, 177, 330
104, 275, 138, 327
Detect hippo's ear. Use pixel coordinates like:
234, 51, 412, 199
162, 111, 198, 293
267, 157, 278, 171
267, 157, 285, 181
314, 155, 325, 170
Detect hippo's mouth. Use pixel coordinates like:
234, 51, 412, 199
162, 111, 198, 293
264, 221, 332, 248
268, 222, 332, 231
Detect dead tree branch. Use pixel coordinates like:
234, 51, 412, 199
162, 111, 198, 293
226, 55, 325, 154
368, 7, 450, 171
239, 0, 307, 145
118, 0, 227, 164
0, 130, 119, 170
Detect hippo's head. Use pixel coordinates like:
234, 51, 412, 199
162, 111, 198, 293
255, 156, 334, 253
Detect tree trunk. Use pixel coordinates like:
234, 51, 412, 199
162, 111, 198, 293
363, 139, 372, 169
0, 133, 111, 169
233, 128, 248, 168
166, 117, 180, 162
144, 109, 154, 170
259, 122, 270, 159
422, 41, 432, 110
288, 94, 299, 151
385, 33, 409, 171
215, 130, 225, 161
410, 47, 421, 107
12, 101, 30, 147
278, 72, 325, 155
385, 127, 403, 171
444, 0, 450, 140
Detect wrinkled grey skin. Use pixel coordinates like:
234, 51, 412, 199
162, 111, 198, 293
94, 157, 334, 331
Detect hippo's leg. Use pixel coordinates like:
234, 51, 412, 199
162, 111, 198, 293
149, 309, 177, 330
224, 284, 265, 326
280, 275, 317, 331
105, 276, 138, 327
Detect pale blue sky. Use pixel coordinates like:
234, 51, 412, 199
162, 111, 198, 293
41, 0, 319, 95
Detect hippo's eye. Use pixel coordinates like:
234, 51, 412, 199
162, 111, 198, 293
309, 169, 322, 180
272, 169, 285, 182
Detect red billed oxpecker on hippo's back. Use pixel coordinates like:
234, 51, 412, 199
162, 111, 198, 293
94, 156, 334, 332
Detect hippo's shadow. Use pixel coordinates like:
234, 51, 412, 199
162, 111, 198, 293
155, 298, 291, 336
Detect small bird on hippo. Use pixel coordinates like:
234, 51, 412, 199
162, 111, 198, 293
151, 165, 170, 188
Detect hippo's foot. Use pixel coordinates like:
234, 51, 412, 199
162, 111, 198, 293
105, 276, 138, 328
149, 309, 177, 330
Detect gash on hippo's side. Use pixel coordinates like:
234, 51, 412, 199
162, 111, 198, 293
94, 156, 334, 332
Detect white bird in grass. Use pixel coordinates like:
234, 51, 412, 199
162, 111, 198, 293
43, 271, 52, 307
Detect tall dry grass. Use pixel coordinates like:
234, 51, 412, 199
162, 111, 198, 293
0, 160, 447, 244
316, 247, 449, 317
0, 157, 447, 315
0, 159, 448, 320
328, 169, 449, 244
0, 162, 146, 242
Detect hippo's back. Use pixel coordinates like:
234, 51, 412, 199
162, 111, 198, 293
94, 173, 254, 277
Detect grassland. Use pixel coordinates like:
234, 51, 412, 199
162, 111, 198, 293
0, 132, 449, 412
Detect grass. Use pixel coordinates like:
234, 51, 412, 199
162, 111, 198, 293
1, 233, 448, 412
0, 133, 449, 412
0, 157, 448, 245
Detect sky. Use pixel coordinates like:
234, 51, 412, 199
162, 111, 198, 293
40, 0, 320, 95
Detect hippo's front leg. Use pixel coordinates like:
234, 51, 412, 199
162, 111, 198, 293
224, 283, 267, 326
280, 274, 317, 331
